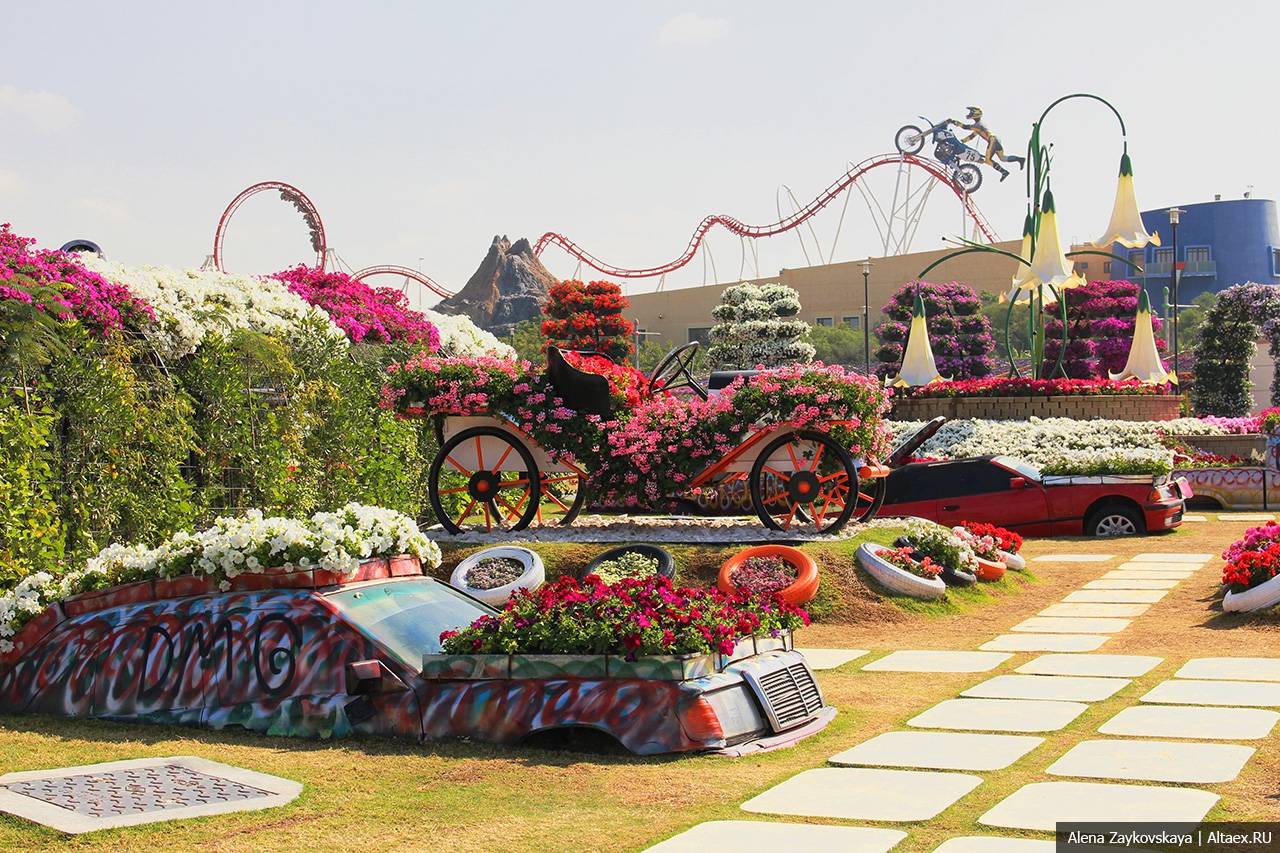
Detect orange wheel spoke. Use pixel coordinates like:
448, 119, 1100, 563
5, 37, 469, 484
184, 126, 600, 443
474, 437, 484, 472
761, 465, 790, 482
482, 502, 493, 532
779, 504, 798, 531
491, 445, 514, 473
444, 455, 473, 475
785, 442, 801, 472
456, 499, 477, 525
438, 485, 471, 495
808, 443, 824, 472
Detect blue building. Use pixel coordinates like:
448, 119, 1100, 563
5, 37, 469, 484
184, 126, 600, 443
1105, 197, 1280, 308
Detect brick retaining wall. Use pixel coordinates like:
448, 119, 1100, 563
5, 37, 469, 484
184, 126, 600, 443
1167, 434, 1265, 459
889, 395, 1183, 422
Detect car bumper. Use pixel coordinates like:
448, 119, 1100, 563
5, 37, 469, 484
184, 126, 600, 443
1143, 498, 1185, 531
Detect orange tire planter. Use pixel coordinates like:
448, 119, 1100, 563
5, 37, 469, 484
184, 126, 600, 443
717, 545, 820, 606
971, 555, 1007, 581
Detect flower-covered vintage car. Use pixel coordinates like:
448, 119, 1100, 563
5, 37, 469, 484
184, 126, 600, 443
0, 560, 835, 756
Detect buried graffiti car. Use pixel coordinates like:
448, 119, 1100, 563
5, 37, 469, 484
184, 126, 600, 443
879, 454, 1189, 537
0, 559, 833, 755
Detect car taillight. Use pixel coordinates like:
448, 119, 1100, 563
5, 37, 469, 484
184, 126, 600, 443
1147, 487, 1162, 502
678, 697, 724, 743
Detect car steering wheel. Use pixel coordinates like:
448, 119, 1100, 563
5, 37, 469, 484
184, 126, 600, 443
648, 342, 708, 400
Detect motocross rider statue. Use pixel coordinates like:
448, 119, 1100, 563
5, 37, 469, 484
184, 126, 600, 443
956, 107, 1025, 182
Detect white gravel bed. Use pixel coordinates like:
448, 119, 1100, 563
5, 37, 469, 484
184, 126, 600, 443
427, 514, 905, 546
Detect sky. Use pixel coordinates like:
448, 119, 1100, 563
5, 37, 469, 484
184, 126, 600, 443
2, 1, 1276, 309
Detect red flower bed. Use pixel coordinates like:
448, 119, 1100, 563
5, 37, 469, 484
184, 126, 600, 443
894, 376, 1165, 399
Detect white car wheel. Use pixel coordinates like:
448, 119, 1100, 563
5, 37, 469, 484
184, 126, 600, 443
856, 543, 946, 600
1223, 573, 1280, 613
451, 546, 545, 608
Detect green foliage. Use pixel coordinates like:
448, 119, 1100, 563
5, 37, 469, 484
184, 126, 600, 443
979, 289, 1031, 359
1174, 291, 1216, 349
0, 391, 64, 585
508, 318, 546, 364
808, 322, 870, 368
1191, 283, 1280, 416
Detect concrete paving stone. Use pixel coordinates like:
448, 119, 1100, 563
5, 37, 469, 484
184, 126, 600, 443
1047, 739, 1255, 784
739, 767, 982, 822
1114, 562, 1205, 573
795, 648, 870, 671
908, 698, 1089, 733
643, 821, 908, 853
1142, 679, 1280, 707
978, 781, 1219, 831
862, 650, 1012, 673
1099, 705, 1280, 740
1101, 570, 1192, 580
980, 634, 1110, 653
962, 674, 1130, 702
1062, 589, 1167, 604
1129, 553, 1214, 563
1030, 554, 1114, 562
1216, 513, 1276, 521
829, 731, 1044, 771
1175, 657, 1280, 682
1180, 514, 1209, 522
1038, 603, 1151, 618
931, 839, 1057, 853
1016, 654, 1163, 678
1083, 578, 1179, 590
1010, 617, 1132, 634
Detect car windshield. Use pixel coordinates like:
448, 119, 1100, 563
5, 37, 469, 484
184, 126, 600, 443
993, 455, 1042, 482
327, 578, 495, 670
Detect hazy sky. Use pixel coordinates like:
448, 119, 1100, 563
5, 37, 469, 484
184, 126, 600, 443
2, 2, 1275, 308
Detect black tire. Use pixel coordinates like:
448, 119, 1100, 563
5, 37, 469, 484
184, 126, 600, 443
895, 125, 926, 155
582, 544, 677, 581
954, 163, 982, 193
750, 430, 858, 535
940, 566, 978, 587
852, 471, 887, 523
429, 427, 540, 535
1086, 504, 1144, 537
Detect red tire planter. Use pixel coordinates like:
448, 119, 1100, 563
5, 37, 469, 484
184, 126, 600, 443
718, 545, 819, 606
971, 555, 1007, 581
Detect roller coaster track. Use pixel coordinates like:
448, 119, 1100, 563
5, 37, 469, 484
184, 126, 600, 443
533, 153, 999, 279
352, 264, 454, 299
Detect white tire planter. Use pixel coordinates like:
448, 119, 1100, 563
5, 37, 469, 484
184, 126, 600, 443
451, 546, 545, 608
1000, 550, 1026, 571
857, 542, 946, 600
1222, 573, 1280, 613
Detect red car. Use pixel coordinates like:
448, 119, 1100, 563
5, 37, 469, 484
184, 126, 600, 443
880, 454, 1188, 537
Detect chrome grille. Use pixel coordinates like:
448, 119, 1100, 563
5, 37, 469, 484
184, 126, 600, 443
744, 660, 825, 732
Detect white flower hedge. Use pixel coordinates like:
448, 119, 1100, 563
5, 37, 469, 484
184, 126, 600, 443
423, 309, 516, 359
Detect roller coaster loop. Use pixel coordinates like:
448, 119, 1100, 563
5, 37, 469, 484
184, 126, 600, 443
212, 181, 327, 274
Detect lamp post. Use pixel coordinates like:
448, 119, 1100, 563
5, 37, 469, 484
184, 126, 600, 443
860, 259, 874, 375
1166, 207, 1185, 376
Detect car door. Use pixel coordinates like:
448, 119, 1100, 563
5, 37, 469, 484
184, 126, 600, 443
932, 459, 1051, 537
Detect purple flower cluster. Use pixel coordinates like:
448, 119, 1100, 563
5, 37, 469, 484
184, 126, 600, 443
875, 280, 995, 380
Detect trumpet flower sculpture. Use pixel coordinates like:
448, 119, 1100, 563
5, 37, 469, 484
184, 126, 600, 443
1109, 287, 1175, 385
885, 294, 947, 387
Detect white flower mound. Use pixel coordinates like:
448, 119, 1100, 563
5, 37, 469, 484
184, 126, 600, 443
423, 310, 516, 359
81, 256, 346, 359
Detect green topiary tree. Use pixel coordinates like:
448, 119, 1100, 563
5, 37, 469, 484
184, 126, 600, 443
706, 282, 814, 369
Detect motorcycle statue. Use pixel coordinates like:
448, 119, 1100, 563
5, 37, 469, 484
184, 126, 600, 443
894, 117, 985, 194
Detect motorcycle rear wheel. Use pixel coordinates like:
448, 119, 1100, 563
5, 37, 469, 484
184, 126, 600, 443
894, 125, 925, 155
954, 163, 982, 193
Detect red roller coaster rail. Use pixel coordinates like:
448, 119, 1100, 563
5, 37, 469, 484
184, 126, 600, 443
212, 181, 327, 274
352, 264, 454, 299
533, 153, 999, 279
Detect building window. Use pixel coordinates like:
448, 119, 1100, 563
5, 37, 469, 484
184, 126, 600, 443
1272, 248, 1280, 277
1152, 247, 1174, 265
687, 327, 711, 345
815, 317, 834, 327
1186, 247, 1211, 262
1103, 261, 1112, 275
1127, 249, 1145, 272
842, 316, 861, 330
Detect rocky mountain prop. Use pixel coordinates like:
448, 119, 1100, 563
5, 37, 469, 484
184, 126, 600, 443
434, 235, 556, 334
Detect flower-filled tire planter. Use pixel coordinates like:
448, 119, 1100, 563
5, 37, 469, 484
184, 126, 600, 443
582, 544, 677, 581
856, 543, 945, 599
717, 545, 819, 606
1000, 550, 1026, 571
1222, 573, 1280, 613
940, 565, 977, 587
971, 556, 1007, 582
451, 546, 545, 608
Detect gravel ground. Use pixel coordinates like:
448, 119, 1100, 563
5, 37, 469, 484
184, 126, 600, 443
426, 514, 905, 545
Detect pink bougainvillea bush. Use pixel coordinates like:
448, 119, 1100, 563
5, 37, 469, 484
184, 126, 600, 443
1041, 280, 1168, 379
875, 280, 998, 382
0, 223, 154, 336
271, 266, 439, 348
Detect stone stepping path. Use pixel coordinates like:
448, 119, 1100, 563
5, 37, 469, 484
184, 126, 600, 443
1062, 589, 1167, 603
1083, 577, 1178, 589
829, 731, 1043, 771
1101, 569, 1192, 580
1217, 513, 1276, 521
1099, 705, 1280, 740
740, 767, 982, 822
908, 698, 1089, 733
643, 821, 907, 853
1015, 654, 1162, 678
1037, 602, 1150, 618
977, 780, 1219, 831
1181, 514, 1209, 522
795, 648, 869, 670
1175, 657, 1280, 682
1046, 739, 1255, 783
1010, 616, 1131, 634
1142, 679, 1280, 707
1030, 554, 1114, 562
1130, 552, 1215, 562
961, 674, 1130, 702
933, 839, 1056, 853
862, 650, 1011, 673
1114, 561, 1203, 572
979, 634, 1109, 652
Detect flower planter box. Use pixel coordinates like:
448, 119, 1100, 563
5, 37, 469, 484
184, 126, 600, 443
1043, 474, 1163, 486
890, 394, 1182, 423
420, 630, 793, 682
1167, 434, 1265, 460
0, 604, 65, 669
1172, 467, 1280, 510
62, 580, 157, 617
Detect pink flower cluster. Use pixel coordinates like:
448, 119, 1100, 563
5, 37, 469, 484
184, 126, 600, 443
898, 376, 1164, 399
271, 265, 439, 347
1222, 521, 1280, 566
0, 223, 154, 336
381, 353, 526, 415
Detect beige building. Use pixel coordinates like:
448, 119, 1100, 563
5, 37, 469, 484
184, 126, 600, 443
626, 240, 1021, 345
